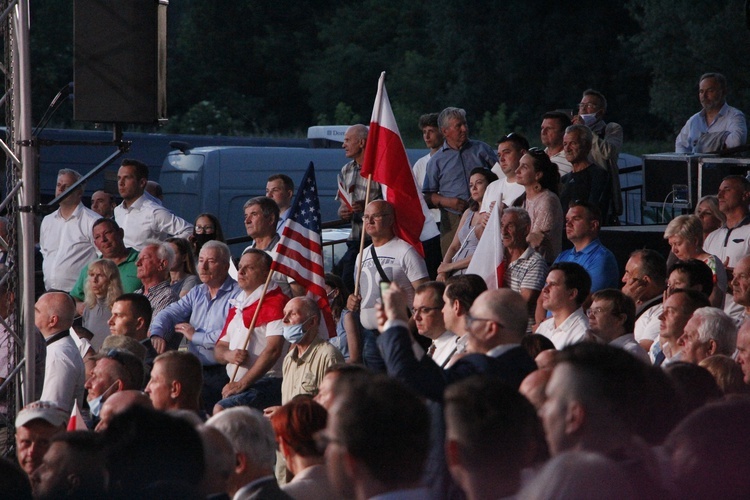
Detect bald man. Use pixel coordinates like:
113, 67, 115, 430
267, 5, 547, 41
35, 292, 85, 412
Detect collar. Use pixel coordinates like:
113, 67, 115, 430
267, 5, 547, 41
54, 203, 84, 221
700, 102, 730, 119
289, 337, 324, 363
45, 329, 70, 345
571, 238, 601, 256
441, 139, 472, 152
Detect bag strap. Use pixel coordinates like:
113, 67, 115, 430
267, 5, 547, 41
370, 245, 390, 283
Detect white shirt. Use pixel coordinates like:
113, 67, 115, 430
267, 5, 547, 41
480, 177, 525, 212
704, 221, 750, 320
610, 333, 650, 363
40, 203, 100, 292
413, 153, 441, 224
546, 148, 573, 176
114, 192, 193, 251
429, 330, 458, 368
634, 301, 663, 344
40, 332, 86, 413
536, 308, 589, 349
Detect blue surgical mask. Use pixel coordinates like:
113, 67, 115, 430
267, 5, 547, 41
88, 394, 104, 417
283, 316, 313, 344
580, 113, 597, 126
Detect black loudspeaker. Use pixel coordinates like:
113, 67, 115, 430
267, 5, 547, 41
74, 0, 168, 123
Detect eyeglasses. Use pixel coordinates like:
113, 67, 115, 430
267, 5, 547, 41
586, 307, 612, 316
362, 213, 389, 222
314, 430, 342, 454
577, 102, 599, 110
412, 306, 442, 317
195, 225, 215, 234
465, 312, 499, 329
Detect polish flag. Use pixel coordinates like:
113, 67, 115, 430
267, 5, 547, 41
466, 202, 505, 289
67, 399, 89, 431
361, 72, 426, 256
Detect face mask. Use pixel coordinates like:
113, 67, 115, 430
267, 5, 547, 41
283, 316, 313, 344
579, 113, 597, 126
88, 394, 104, 417
193, 233, 215, 254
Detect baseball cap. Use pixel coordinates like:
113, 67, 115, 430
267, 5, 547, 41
15, 400, 68, 428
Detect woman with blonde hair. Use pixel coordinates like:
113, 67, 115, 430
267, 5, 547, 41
664, 214, 726, 307
694, 195, 725, 242
82, 259, 123, 350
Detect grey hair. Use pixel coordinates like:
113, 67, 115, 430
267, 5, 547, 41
206, 407, 276, 469
691, 307, 737, 356
143, 239, 176, 269
438, 107, 467, 130
347, 123, 368, 142
565, 124, 593, 151
503, 207, 532, 234
58, 168, 84, 191
199, 240, 231, 265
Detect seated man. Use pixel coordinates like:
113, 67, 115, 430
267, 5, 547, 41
444, 376, 543, 499
146, 351, 204, 413
413, 281, 457, 368
442, 274, 488, 366
586, 289, 649, 363
134, 240, 179, 323
622, 249, 667, 351
678, 307, 737, 364
536, 263, 591, 349
14, 401, 68, 476
554, 201, 619, 292
70, 218, 141, 307
214, 249, 289, 413
84, 349, 145, 420
378, 284, 536, 402
559, 125, 610, 219
651, 289, 711, 366
149, 240, 241, 411
675, 72, 747, 153
108, 293, 158, 364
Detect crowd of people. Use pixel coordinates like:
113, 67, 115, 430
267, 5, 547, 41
1, 71, 749, 499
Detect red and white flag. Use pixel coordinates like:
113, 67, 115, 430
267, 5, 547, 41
466, 202, 505, 289
67, 399, 88, 431
361, 72, 427, 256
271, 163, 336, 338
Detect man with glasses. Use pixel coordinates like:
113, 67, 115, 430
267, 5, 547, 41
377, 285, 536, 402
347, 200, 429, 371
541, 111, 573, 176
586, 289, 649, 362
536, 262, 591, 349
572, 89, 623, 221
266, 174, 294, 235
423, 107, 497, 254
413, 281, 456, 368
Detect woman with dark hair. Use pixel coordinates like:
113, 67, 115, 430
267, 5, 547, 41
437, 167, 498, 280
190, 213, 225, 257
513, 150, 563, 264
166, 237, 199, 298
270, 396, 334, 500
324, 273, 361, 363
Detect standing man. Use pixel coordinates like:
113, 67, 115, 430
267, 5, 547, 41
213, 249, 289, 413
554, 201, 619, 292
675, 73, 747, 153
266, 174, 294, 234
35, 292, 86, 412
149, 240, 241, 411
541, 111, 573, 176
347, 200, 429, 371
40, 169, 99, 292
69, 218, 141, 304
704, 175, 750, 320
114, 158, 193, 250
480, 133, 528, 212
335, 124, 382, 293
423, 107, 497, 254
559, 125, 610, 219
572, 89, 623, 221
412, 113, 444, 228
90, 190, 116, 219
243, 196, 294, 296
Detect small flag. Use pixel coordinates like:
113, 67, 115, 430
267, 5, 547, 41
67, 399, 88, 431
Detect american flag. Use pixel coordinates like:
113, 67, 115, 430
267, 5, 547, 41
271, 162, 336, 337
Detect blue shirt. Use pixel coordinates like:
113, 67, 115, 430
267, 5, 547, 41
150, 276, 240, 365
554, 238, 619, 292
675, 103, 747, 153
422, 139, 497, 214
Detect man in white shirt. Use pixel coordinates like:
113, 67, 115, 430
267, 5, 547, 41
412, 113, 444, 226
413, 281, 457, 368
39, 169, 99, 292
114, 159, 193, 250
481, 133, 528, 213
536, 262, 591, 349
36, 292, 85, 412
541, 111, 573, 176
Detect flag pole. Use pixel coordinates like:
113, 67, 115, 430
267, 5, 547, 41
229, 268, 275, 383
353, 174, 374, 296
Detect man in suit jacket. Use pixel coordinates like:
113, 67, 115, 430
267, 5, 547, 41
377, 285, 537, 402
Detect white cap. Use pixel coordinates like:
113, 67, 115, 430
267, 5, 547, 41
15, 400, 68, 428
